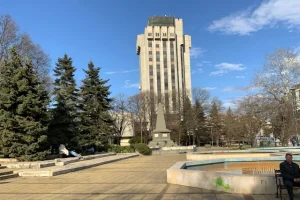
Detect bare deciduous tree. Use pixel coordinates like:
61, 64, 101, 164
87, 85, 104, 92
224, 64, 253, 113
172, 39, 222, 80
110, 94, 133, 145
253, 49, 300, 102
0, 15, 51, 90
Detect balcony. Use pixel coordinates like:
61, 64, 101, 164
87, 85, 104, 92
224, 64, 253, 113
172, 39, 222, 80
169, 33, 175, 40
147, 32, 153, 39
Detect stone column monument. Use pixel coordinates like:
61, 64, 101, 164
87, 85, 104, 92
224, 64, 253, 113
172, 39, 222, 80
148, 103, 177, 148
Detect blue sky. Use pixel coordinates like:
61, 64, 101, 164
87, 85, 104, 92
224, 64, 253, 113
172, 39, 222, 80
1, 0, 300, 108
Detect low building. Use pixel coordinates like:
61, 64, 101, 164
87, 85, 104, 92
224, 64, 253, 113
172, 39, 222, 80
111, 112, 134, 146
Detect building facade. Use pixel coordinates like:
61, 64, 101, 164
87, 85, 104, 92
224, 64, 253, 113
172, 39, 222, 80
136, 16, 192, 112
290, 85, 300, 113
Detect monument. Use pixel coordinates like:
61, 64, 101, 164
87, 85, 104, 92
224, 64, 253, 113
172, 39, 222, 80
148, 103, 177, 148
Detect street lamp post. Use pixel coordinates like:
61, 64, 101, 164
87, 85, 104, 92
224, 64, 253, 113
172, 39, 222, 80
139, 87, 142, 143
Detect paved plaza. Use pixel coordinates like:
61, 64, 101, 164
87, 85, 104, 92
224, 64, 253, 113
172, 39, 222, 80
0, 154, 298, 200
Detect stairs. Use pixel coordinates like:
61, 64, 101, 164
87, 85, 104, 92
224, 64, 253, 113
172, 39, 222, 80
0, 164, 18, 180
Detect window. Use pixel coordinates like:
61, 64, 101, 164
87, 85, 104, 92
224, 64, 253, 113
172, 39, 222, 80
149, 51, 152, 55
156, 44, 159, 48
148, 41, 152, 47
170, 42, 174, 48
148, 33, 152, 36
149, 58, 152, 61
156, 33, 159, 37
156, 51, 159, 55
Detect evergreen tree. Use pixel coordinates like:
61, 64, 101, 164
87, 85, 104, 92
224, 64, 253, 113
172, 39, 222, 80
49, 54, 78, 151
78, 61, 112, 149
209, 101, 223, 146
0, 48, 49, 161
224, 107, 235, 145
193, 99, 208, 145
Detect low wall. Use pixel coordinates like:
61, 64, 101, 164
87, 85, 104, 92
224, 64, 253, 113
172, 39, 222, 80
187, 152, 273, 161
0, 158, 18, 163
161, 146, 195, 151
167, 156, 300, 194
152, 146, 196, 155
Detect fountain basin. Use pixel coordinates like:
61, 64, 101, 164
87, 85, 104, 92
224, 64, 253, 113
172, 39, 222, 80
167, 156, 300, 194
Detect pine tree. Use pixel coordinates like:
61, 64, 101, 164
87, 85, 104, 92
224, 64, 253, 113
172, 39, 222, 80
224, 107, 235, 145
48, 54, 79, 152
78, 61, 112, 149
0, 48, 50, 161
209, 101, 222, 146
193, 99, 208, 144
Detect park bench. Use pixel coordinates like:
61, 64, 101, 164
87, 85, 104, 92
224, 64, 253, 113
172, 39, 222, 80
274, 169, 300, 199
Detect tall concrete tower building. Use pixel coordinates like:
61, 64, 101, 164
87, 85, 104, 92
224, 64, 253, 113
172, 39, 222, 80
136, 16, 192, 112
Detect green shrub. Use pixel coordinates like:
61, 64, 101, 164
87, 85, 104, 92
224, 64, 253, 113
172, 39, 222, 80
134, 143, 152, 155
129, 136, 144, 144
108, 145, 135, 153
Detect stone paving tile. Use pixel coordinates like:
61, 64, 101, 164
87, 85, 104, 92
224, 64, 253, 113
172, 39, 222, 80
249, 195, 268, 200
175, 194, 190, 199
161, 193, 177, 200
0, 154, 287, 200
188, 194, 203, 200
228, 194, 246, 200
129, 194, 146, 200
143, 193, 160, 199
202, 194, 216, 200
216, 194, 232, 200
178, 186, 191, 194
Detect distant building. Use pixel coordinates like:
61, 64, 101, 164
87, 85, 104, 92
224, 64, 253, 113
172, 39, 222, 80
136, 16, 192, 112
289, 84, 300, 113
111, 112, 134, 146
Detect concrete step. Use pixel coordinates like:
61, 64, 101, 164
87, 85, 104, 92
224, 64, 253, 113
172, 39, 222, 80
0, 173, 18, 180
0, 169, 13, 176
18, 153, 139, 177
54, 152, 116, 166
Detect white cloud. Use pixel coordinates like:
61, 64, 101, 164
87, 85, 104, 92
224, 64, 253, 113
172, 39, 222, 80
210, 62, 246, 76
222, 86, 246, 92
208, 0, 300, 35
122, 70, 138, 73
105, 69, 137, 75
124, 80, 139, 89
236, 75, 245, 79
203, 87, 217, 90
190, 47, 206, 58
222, 87, 235, 92
105, 71, 117, 75
198, 68, 203, 73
